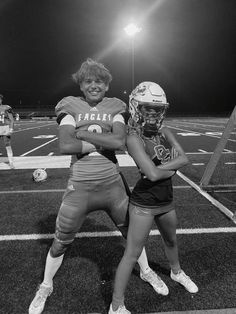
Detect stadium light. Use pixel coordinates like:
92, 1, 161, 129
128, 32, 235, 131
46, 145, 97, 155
124, 23, 142, 90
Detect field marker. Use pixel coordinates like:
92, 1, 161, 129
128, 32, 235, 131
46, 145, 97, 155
20, 137, 58, 156
0, 227, 236, 241
192, 163, 205, 166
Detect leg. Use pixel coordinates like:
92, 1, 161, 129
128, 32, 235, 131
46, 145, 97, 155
3, 135, 14, 168
154, 209, 180, 273
155, 210, 198, 293
107, 175, 151, 273
29, 180, 89, 314
111, 203, 154, 311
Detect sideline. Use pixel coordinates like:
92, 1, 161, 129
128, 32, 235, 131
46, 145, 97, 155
89, 309, 236, 314
0, 227, 235, 241
144, 310, 236, 314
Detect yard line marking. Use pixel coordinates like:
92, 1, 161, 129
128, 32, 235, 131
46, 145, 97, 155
1, 153, 236, 170
177, 170, 235, 223
12, 123, 56, 133
20, 137, 58, 156
198, 149, 208, 153
2, 184, 236, 194
186, 151, 235, 154
168, 125, 236, 142
0, 185, 193, 194
0, 227, 236, 241
192, 163, 205, 166
225, 162, 236, 165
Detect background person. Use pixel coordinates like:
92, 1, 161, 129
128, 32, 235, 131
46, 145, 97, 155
0, 94, 14, 168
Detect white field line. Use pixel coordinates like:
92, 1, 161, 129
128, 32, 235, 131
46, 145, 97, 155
13, 123, 56, 133
0, 185, 192, 194
167, 125, 236, 142
168, 121, 227, 128
0, 227, 235, 241
20, 137, 58, 156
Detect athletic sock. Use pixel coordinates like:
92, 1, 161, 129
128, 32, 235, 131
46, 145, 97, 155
6, 146, 13, 163
42, 251, 64, 287
137, 247, 151, 274
112, 295, 125, 311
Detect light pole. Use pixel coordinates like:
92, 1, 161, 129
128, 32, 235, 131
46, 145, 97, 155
124, 23, 142, 90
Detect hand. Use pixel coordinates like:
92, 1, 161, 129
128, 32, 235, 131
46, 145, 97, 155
76, 130, 85, 140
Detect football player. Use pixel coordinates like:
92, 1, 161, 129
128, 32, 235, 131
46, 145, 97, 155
29, 60, 166, 314
109, 82, 198, 314
0, 94, 14, 168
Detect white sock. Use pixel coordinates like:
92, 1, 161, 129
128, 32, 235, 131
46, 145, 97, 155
42, 251, 64, 287
137, 247, 151, 274
6, 146, 13, 163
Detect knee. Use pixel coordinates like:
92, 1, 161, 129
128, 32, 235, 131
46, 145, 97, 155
124, 246, 143, 264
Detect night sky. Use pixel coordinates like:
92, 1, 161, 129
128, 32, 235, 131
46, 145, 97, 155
0, 0, 236, 115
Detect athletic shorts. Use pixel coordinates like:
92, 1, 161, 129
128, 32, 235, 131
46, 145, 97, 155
0, 125, 10, 136
129, 202, 174, 217
55, 174, 129, 243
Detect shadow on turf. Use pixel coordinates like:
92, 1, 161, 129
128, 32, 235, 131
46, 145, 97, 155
35, 214, 171, 311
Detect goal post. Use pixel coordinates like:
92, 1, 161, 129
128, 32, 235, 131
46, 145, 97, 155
200, 105, 236, 189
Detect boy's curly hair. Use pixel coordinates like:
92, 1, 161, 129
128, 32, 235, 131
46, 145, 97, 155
72, 58, 112, 86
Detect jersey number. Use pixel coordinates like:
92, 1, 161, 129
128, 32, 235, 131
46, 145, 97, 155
87, 124, 102, 133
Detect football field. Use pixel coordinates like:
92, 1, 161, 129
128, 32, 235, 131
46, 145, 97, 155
0, 117, 235, 314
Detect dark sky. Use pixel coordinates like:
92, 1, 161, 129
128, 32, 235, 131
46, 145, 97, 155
0, 0, 236, 115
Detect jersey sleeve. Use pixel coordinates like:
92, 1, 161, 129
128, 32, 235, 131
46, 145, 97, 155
113, 114, 125, 124
55, 97, 76, 122
59, 114, 76, 127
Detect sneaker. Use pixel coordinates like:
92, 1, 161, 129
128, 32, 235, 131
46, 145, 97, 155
108, 304, 131, 314
28, 283, 53, 314
140, 269, 169, 296
171, 270, 198, 293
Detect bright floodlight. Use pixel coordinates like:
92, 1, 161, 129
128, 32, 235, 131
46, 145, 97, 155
124, 23, 142, 37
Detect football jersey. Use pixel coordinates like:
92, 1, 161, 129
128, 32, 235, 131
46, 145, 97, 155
55, 96, 127, 181
0, 105, 13, 126
130, 129, 174, 208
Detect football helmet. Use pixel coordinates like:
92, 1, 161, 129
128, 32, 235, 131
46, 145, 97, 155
32, 168, 47, 182
128, 81, 169, 136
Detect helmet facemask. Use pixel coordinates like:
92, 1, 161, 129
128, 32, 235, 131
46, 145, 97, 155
139, 103, 168, 137
128, 81, 169, 137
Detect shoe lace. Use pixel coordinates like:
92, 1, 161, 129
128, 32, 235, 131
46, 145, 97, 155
117, 305, 129, 314
145, 270, 164, 287
178, 271, 192, 284
36, 285, 52, 301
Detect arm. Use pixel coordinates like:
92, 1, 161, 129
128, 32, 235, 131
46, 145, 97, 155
158, 127, 189, 171
58, 115, 96, 155
127, 134, 175, 182
76, 115, 126, 151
